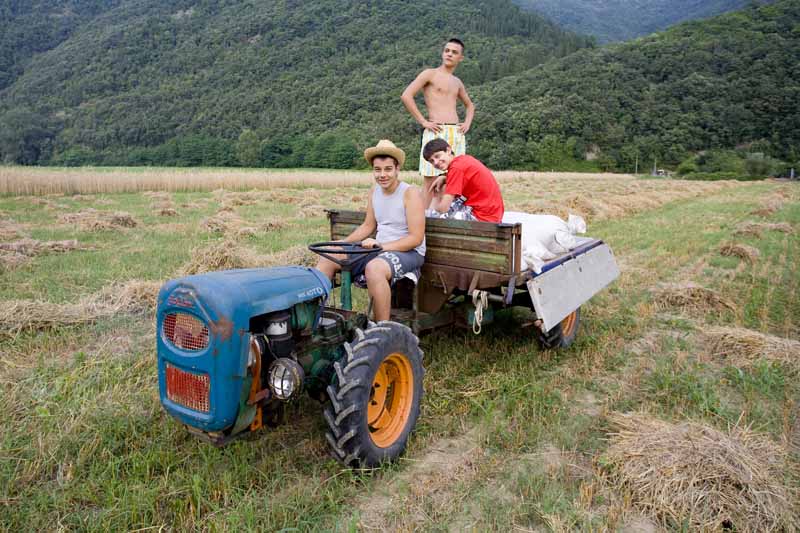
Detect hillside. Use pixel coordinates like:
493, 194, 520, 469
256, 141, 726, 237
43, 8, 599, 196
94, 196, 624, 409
1, 0, 796, 172
467, 0, 799, 171
512, 0, 760, 43
0, 0, 122, 90
0, 0, 590, 166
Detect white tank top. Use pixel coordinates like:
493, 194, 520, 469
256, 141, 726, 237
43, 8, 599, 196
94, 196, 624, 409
372, 182, 426, 256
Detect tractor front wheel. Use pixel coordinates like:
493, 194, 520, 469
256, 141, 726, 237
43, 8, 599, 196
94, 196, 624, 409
536, 307, 580, 349
324, 321, 424, 468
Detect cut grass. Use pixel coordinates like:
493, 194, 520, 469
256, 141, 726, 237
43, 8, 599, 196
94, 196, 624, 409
1, 178, 798, 530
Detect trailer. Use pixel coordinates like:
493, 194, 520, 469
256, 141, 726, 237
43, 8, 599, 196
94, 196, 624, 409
327, 209, 620, 348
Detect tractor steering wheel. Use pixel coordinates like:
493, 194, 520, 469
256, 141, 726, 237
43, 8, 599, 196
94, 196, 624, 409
308, 241, 383, 269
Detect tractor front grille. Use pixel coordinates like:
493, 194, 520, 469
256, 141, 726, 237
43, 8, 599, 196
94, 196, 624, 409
163, 312, 209, 351
165, 363, 210, 412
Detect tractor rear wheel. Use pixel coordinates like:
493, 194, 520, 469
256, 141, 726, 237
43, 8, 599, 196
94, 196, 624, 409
324, 321, 424, 468
536, 307, 580, 349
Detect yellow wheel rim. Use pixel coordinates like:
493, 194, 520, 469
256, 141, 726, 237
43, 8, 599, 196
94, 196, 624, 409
367, 352, 414, 448
561, 311, 577, 337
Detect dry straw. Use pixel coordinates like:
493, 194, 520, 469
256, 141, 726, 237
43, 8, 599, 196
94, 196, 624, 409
651, 282, 736, 313
202, 208, 286, 238
719, 243, 760, 263
0, 238, 86, 256
704, 326, 800, 368
750, 197, 784, 217
0, 166, 376, 195
177, 240, 316, 276
0, 280, 161, 337
0, 216, 25, 240
734, 221, 794, 237
603, 412, 797, 532
58, 209, 138, 231
0, 238, 89, 271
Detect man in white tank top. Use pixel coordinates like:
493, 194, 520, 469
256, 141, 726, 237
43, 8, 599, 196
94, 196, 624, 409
314, 140, 426, 321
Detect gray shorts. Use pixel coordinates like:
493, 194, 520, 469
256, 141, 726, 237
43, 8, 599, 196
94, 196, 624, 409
353, 250, 425, 286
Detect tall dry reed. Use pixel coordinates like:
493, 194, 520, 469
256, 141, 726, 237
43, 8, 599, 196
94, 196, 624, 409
0, 166, 379, 195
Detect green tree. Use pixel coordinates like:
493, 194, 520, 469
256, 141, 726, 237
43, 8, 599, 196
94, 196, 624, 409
235, 129, 261, 167
0, 108, 55, 164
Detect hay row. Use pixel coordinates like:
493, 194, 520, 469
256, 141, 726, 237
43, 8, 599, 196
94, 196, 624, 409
58, 209, 138, 231
603, 412, 797, 532
0, 217, 26, 240
0, 238, 87, 256
750, 196, 784, 217
0, 280, 161, 337
1, 239, 319, 335
704, 326, 800, 369
201, 210, 286, 238
178, 240, 315, 275
0, 238, 90, 271
505, 180, 743, 223
719, 243, 760, 263
145, 191, 179, 217
734, 221, 793, 238
651, 282, 737, 313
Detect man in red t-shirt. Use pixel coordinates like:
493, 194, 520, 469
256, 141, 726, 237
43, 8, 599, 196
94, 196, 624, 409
422, 138, 504, 222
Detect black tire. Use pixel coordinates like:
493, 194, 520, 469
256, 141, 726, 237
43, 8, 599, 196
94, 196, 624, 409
536, 307, 580, 349
324, 321, 424, 468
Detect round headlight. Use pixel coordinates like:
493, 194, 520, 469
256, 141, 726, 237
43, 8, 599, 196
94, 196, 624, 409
267, 358, 304, 400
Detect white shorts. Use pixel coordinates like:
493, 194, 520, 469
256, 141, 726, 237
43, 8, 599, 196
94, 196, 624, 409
419, 125, 466, 177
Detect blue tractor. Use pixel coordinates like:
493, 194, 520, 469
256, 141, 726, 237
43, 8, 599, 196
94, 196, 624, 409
157, 211, 620, 468
156, 244, 424, 468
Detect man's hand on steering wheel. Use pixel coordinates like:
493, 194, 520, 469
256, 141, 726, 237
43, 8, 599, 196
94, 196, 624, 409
360, 238, 379, 249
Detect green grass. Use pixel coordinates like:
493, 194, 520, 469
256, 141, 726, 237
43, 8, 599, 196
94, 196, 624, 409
1, 180, 799, 530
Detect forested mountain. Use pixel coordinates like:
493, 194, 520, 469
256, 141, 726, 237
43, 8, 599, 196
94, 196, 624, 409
467, 0, 799, 171
512, 0, 761, 43
0, 1, 123, 90
0, 0, 796, 172
0, 0, 590, 166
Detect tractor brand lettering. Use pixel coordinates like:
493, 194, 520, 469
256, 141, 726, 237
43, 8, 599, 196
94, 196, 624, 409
168, 295, 195, 308
298, 286, 325, 299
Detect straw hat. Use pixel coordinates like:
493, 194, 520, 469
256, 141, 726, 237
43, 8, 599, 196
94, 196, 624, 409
364, 139, 405, 168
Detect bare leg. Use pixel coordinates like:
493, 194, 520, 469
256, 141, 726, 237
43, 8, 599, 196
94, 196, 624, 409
314, 256, 341, 280
364, 258, 393, 321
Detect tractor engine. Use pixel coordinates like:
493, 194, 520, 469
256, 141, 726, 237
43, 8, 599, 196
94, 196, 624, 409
156, 266, 339, 445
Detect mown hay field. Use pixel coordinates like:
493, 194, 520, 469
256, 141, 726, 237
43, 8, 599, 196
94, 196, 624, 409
1, 168, 798, 531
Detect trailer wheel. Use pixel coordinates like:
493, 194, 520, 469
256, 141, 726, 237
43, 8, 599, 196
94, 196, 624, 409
324, 321, 424, 468
536, 308, 580, 349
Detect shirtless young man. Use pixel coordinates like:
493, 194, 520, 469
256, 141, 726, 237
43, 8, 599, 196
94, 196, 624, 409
401, 38, 475, 210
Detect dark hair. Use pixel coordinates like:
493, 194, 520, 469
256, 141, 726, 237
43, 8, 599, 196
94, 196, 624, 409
446, 38, 465, 53
422, 138, 451, 162
371, 154, 399, 167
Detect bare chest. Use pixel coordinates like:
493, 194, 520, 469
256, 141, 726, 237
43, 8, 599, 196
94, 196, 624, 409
425, 72, 460, 98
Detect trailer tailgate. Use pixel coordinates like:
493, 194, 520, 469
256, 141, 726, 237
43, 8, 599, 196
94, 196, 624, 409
526, 239, 619, 331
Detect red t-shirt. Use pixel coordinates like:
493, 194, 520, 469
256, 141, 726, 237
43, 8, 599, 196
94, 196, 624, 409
445, 155, 504, 222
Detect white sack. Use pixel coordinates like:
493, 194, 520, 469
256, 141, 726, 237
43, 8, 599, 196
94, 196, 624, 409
502, 211, 588, 273
521, 240, 557, 275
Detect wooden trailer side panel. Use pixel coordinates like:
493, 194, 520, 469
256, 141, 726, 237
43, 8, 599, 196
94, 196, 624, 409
327, 210, 522, 315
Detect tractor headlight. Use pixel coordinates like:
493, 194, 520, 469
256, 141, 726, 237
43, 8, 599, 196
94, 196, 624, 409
267, 358, 304, 400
